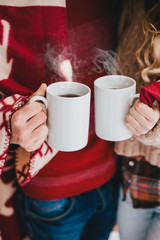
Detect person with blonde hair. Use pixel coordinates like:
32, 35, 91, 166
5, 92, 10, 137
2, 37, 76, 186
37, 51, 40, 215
115, 0, 160, 239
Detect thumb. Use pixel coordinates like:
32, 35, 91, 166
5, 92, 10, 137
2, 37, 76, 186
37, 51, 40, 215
32, 83, 47, 97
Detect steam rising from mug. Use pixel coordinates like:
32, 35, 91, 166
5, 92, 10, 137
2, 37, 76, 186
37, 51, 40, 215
44, 45, 123, 82
44, 45, 82, 82
92, 48, 123, 75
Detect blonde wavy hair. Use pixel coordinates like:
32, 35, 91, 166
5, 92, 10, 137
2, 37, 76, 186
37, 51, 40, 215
136, 2, 160, 83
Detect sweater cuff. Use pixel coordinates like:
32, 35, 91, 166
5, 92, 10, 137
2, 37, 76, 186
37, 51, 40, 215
0, 94, 30, 176
136, 119, 160, 147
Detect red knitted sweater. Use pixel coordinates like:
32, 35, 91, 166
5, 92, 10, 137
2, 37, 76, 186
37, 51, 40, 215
0, 0, 120, 201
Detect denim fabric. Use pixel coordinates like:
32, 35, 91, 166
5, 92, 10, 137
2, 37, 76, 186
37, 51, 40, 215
19, 175, 119, 240
117, 188, 160, 240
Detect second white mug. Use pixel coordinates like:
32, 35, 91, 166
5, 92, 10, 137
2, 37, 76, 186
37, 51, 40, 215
94, 75, 139, 141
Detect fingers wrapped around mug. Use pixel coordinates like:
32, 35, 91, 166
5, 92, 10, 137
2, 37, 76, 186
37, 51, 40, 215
125, 99, 160, 136
11, 100, 48, 152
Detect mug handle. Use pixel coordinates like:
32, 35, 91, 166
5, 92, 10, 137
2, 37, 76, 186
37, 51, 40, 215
130, 93, 140, 107
28, 96, 48, 108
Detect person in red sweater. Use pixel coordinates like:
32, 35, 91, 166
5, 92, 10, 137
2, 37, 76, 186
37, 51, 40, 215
0, 0, 122, 239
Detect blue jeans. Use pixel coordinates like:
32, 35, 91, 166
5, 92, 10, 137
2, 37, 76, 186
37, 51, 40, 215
117, 188, 160, 240
19, 175, 119, 240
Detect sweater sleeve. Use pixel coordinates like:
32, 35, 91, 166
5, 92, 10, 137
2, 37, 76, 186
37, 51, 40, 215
0, 2, 68, 186
0, 92, 29, 176
0, 91, 57, 186
135, 119, 160, 148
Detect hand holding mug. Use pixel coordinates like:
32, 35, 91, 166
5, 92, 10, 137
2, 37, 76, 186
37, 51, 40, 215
125, 99, 160, 136
11, 83, 48, 152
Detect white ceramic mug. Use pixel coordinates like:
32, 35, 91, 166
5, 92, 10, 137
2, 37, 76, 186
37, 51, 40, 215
29, 81, 91, 151
94, 75, 139, 141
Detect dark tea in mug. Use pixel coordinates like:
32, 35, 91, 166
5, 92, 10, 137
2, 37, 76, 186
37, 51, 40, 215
58, 94, 80, 97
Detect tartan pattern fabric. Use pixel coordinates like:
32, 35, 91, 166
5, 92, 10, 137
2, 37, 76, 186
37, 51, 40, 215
121, 156, 160, 208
